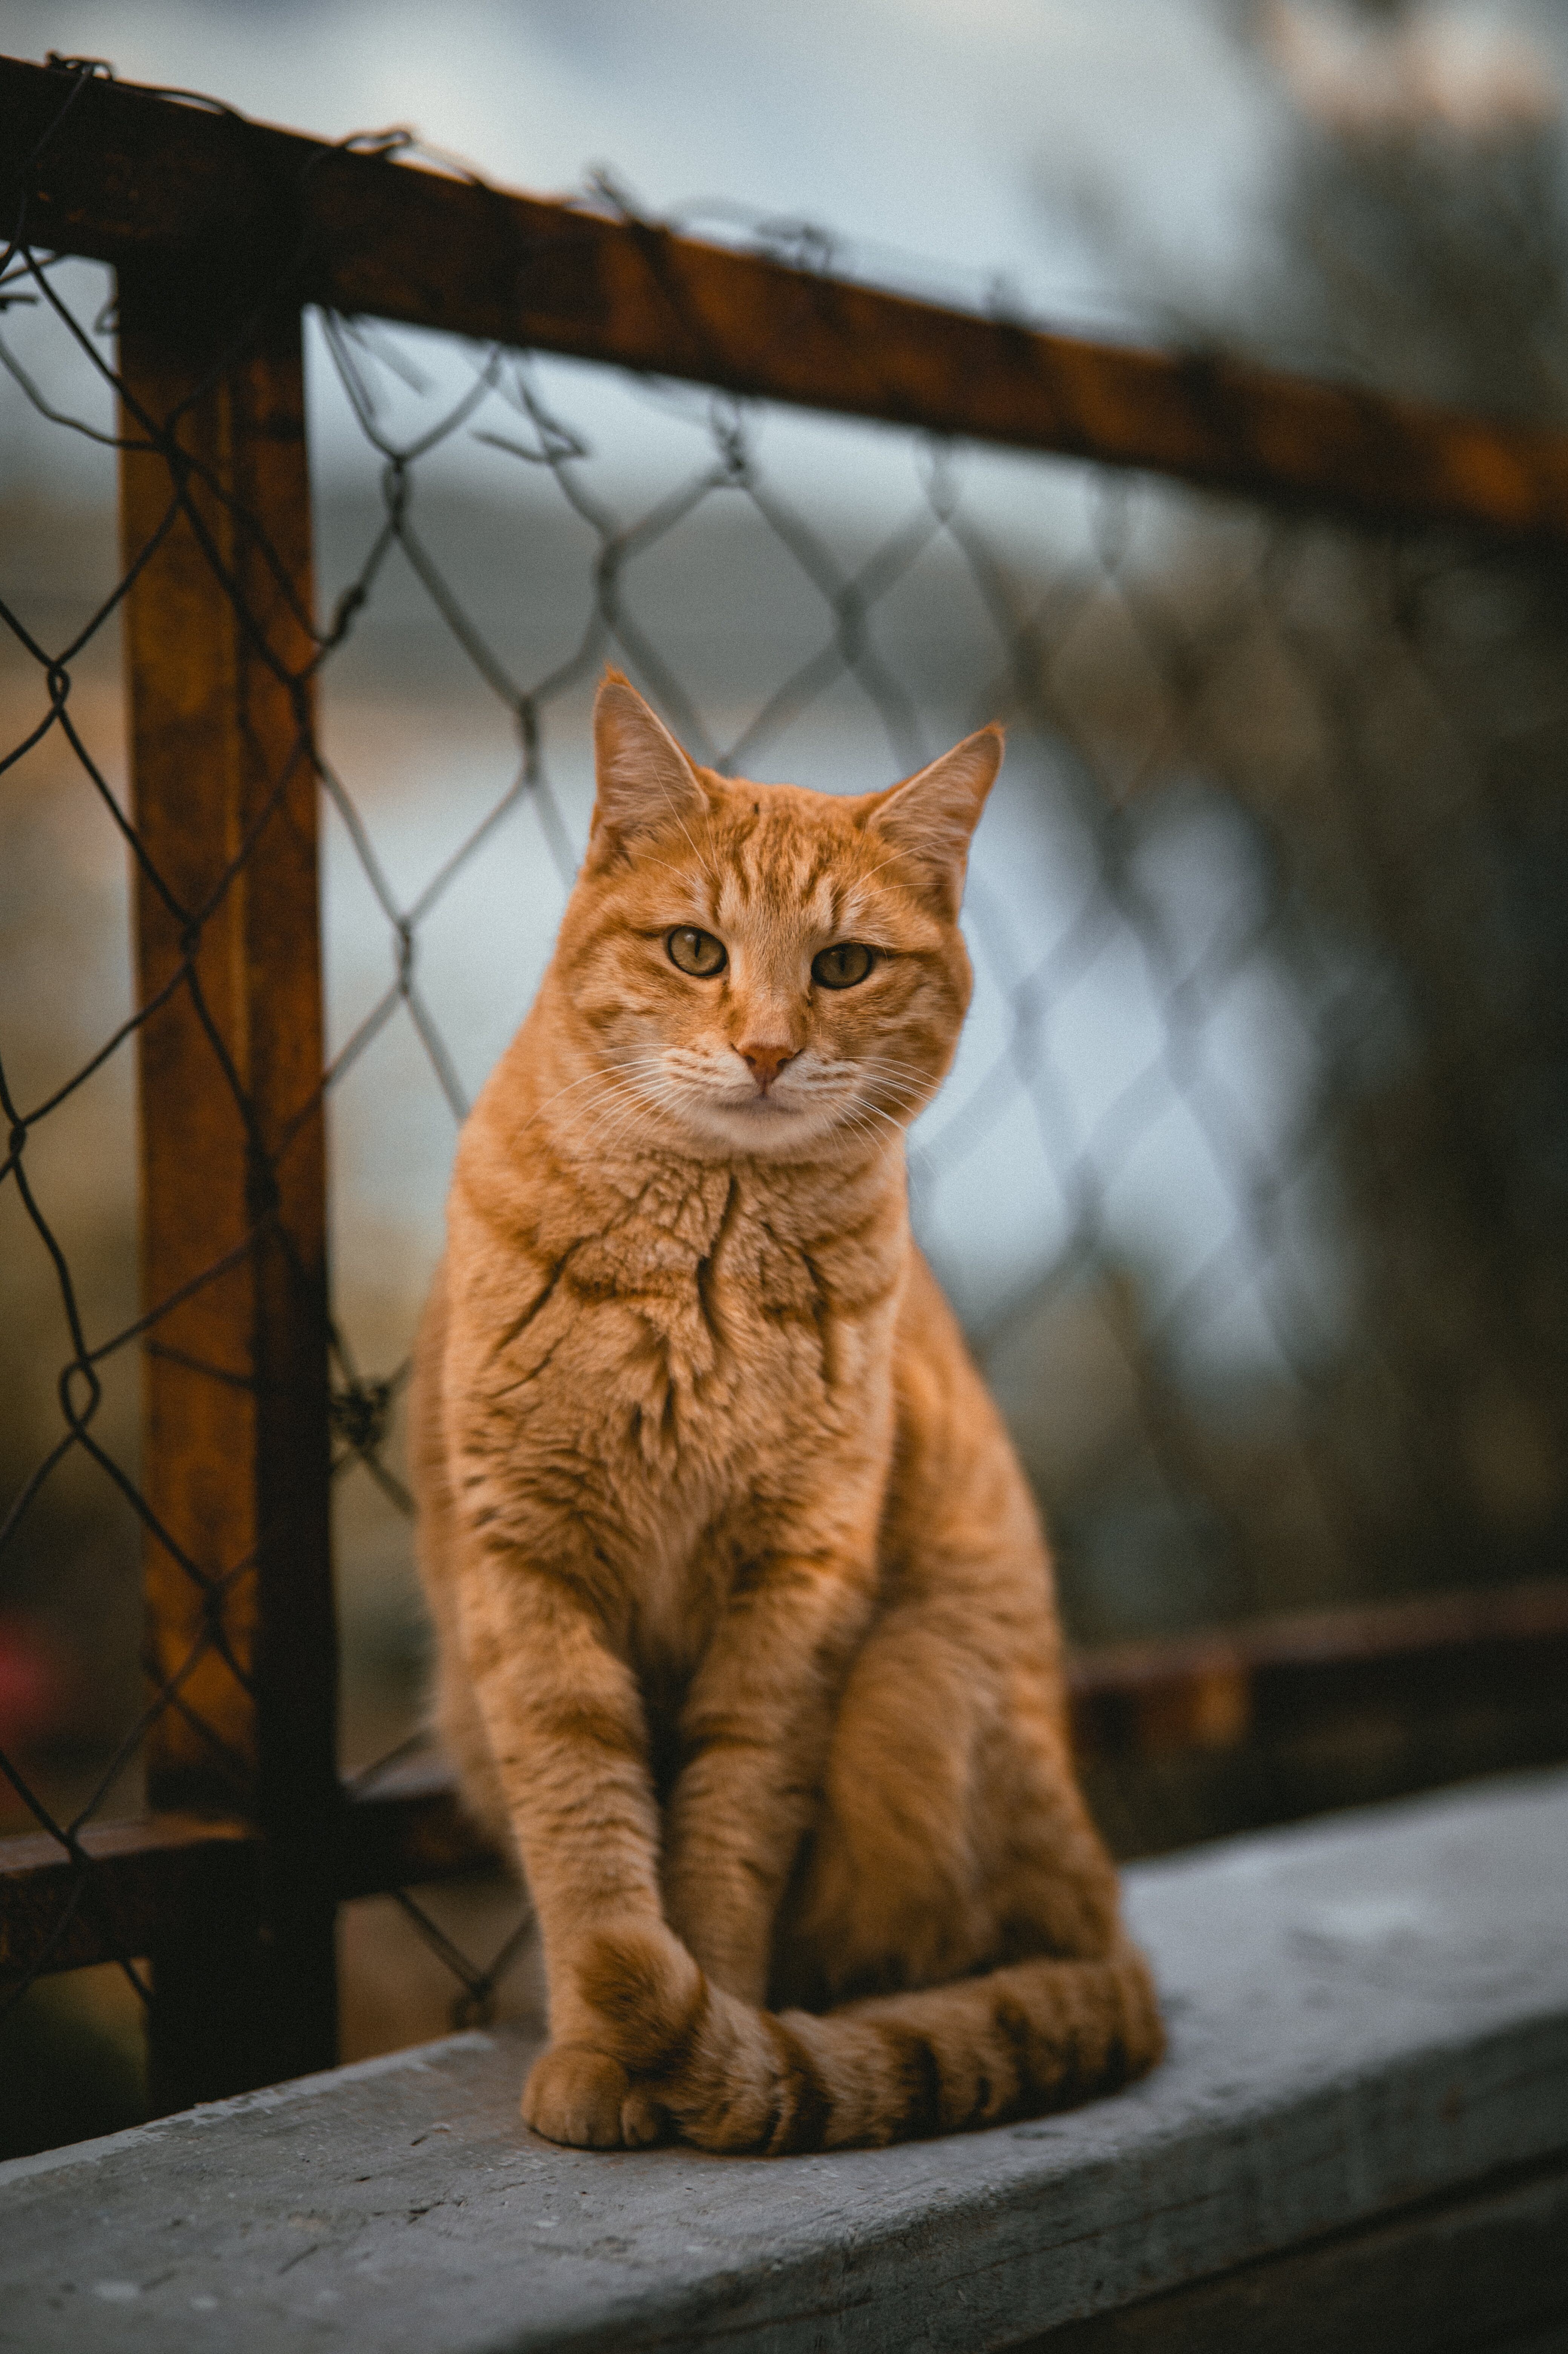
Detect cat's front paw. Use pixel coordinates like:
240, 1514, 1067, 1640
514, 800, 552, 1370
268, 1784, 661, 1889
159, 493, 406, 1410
522, 2044, 666, 2148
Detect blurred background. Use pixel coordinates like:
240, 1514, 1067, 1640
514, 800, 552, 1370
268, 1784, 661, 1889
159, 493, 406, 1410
4, 0, 1567, 2149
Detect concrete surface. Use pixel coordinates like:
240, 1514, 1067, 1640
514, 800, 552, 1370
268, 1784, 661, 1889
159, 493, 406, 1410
2, 1770, 1566, 2354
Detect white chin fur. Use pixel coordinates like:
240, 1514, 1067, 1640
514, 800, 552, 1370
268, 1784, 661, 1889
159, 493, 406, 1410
670, 1088, 855, 1155
689, 1104, 837, 1153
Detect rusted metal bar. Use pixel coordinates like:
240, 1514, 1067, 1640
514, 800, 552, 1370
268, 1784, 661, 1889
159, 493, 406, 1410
1, 1771, 496, 1985
1066, 1576, 1568, 1758
9, 54, 1568, 543
115, 258, 336, 2107
0, 1818, 255, 1983
1069, 1578, 1568, 1860
334, 1756, 499, 1902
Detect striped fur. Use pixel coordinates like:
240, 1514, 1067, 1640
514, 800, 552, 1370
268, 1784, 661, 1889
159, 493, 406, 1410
410, 670, 1163, 2155
572, 1927, 1161, 2153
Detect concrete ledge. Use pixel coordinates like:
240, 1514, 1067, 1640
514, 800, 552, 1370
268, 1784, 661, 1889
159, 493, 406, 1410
3, 1772, 1566, 2354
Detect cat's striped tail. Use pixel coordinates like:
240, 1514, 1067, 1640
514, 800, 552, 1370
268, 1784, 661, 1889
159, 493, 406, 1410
577, 1929, 1164, 2153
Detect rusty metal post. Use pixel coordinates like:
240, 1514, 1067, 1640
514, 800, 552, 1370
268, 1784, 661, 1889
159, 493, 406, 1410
116, 264, 338, 2108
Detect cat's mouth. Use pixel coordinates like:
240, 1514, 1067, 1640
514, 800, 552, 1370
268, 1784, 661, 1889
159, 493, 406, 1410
683, 1080, 855, 1153
651, 1053, 877, 1153
704, 1072, 812, 1116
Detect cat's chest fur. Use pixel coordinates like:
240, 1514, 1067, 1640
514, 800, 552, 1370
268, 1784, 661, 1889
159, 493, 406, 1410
457, 1146, 906, 1514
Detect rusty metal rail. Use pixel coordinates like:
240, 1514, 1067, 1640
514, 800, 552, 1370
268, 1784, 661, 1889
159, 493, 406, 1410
9, 55, 1568, 541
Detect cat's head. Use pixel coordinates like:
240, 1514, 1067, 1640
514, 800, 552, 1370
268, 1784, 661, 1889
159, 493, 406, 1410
548, 670, 1001, 1162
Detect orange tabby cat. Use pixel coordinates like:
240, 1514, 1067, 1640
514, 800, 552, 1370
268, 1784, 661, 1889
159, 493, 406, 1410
409, 670, 1162, 2153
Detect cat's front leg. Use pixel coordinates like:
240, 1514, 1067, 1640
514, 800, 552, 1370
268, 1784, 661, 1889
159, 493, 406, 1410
661, 1548, 877, 2006
454, 1545, 693, 2147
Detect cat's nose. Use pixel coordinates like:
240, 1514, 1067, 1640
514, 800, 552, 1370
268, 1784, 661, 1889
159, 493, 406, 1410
739, 1041, 798, 1092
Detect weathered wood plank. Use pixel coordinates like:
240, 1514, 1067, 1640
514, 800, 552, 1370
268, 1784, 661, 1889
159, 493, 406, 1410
117, 261, 336, 2105
1017, 2157, 1568, 2352
8, 55, 1568, 540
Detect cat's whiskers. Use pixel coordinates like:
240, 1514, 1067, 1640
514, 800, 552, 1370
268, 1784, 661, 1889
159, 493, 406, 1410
553, 1057, 672, 1157
577, 1053, 667, 1125
558, 1086, 647, 1157
571, 1094, 673, 1171
831, 1104, 907, 1168
581, 1096, 666, 1163
758, 1058, 912, 1138
651, 1052, 867, 1154
593, 1040, 907, 1159
841, 1102, 908, 1149
858, 1052, 937, 1077
553, 1091, 646, 1157
857, 1058, 940, 1096
856, 1076, 929, 1113
523, 1056, 673, 1145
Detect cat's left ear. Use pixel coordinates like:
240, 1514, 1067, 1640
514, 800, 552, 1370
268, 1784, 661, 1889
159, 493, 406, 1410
588, 668, 709, 864
865, 725, 1004, 913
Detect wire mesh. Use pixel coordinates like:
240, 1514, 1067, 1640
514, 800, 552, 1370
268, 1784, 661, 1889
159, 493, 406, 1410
4, 62, 1568, 2074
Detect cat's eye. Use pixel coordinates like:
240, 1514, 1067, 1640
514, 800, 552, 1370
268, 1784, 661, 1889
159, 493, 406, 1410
666, 926, 728, 978
811, 941, 875, 990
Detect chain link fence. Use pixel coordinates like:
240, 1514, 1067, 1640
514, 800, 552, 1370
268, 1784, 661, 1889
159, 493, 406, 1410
4, 58, 1567, 2122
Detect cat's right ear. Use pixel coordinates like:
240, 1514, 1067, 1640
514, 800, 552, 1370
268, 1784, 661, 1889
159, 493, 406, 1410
588, 670, 708, 864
